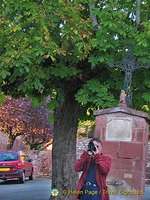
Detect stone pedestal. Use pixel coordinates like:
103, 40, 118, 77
93, 91, 150, 200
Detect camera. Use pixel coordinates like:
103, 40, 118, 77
88, 141, 96, 152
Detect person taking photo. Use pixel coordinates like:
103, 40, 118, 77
74, 137, 111, 200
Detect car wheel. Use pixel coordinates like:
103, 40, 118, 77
29, 169, 33, 180
19, 172, 25, 183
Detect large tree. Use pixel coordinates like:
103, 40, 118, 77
0, 0, 149, 199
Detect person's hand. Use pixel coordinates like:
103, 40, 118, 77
87, 150, 94, 156
86, 144, 99, 156
92, 145, 99, 155
86, 145, 92, 156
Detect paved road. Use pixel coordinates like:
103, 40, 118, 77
0, 178, 51, 200
144, 186, 150, 200
0, 178, 149, 200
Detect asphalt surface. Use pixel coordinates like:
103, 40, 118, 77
144, 186, 150, 200
0, 178, 51, 200
0, 178, 149, 200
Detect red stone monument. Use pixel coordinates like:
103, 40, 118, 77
93, 90, 150, 200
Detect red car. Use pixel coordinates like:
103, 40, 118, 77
0, 151, 33, 183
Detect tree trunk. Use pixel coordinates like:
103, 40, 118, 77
6, 130, 22, 150
7, 136, 15, 150
49, 89, 79, 200
0, 125, 16, 150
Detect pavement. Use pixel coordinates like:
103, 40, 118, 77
49, 183, 150, 200
0, 178, 149, 199
144, 186, 150, 200
0, 178, 51, 200
50, 182, 150, 200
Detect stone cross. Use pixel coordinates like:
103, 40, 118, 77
108, 44, 150, 107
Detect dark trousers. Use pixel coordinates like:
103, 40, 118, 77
78, 183, 101, 200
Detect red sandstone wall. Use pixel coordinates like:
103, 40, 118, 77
76, 137, 91, 159
1, 130, 150, 183
76, 136, 150, 187
94, 115, 149, 192
28, 150, 52, 179
145, 142, 150, 185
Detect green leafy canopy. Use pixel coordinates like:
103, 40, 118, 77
0, 0, 149, 121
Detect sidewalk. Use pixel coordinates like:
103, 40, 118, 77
144, 186, 150, 200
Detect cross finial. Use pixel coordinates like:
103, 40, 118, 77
118, 90, 127, 108
108, 43, 150, 108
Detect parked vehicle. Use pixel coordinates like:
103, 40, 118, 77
0, 151, 33, 183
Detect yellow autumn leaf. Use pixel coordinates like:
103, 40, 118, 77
50, 55, 56, 62
74, 30, 78, 34
45, 36, 49, 41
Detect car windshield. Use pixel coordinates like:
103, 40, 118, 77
0, 153, 19, 161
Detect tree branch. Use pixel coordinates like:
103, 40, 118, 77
0, 0, 2, 14
89, 1, 101, 32
136, 0, 141, 29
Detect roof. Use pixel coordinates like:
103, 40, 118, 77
40, 139, 53, 151
0, 150, 18, 153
